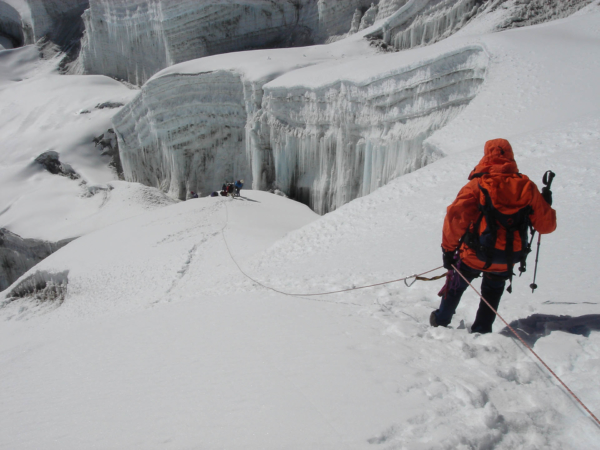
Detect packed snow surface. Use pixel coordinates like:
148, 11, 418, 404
1, 2, 600, 449
0, 45, 175, 242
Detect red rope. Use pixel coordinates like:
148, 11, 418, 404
221, 201, 444, 297
452, 264, 600, 428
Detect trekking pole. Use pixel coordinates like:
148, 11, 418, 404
530, 170, 555, 293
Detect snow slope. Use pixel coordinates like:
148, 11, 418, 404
1, 2, 600, 449
0, 45, 176, 242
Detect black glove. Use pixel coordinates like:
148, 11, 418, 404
541, 187, 553, 206
442, 249, 456, 270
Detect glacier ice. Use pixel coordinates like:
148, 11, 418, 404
114, 45, 488, 212
0, 0, 28, 46
0, 0, 88, 47
367, 0, 593, 51
79, 0, 375, 85
114, 70, 253, 200
495, 0, 594, 29
366, 0, 485, 51
251, 46, 488, 213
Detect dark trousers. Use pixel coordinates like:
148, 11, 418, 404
434, 263, 508, 333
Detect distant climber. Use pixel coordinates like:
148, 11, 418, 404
226, 182, 235, 197
190, 191, 199, 199
430, 139, 557, 334
234, 179, 244, 197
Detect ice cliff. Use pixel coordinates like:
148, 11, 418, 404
115, 70, 253, 200
366, 0, 593, 51
249, 47, 487, 213
0, 0, 88, 48
113, 46, 488, 213
79, 0, 375, 85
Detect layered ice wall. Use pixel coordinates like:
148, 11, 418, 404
114, 45, 487, 212
367, 0, 593, 51
79, 0, 374, 85
366, 0, 485, 50
0, 0, 88, 47
114, 70, 253, 200
496, 0, 593, 29
250, 47, 487, 213
28, 0, 89, 47
0, 1, 27, 46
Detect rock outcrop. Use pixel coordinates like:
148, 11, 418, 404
35, 151, 79, 179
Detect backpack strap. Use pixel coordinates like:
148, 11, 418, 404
478, 186, 497, 271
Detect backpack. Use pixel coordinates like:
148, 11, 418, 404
463, 184, 534, 293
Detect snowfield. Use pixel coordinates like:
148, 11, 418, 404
1, 1, 600, 449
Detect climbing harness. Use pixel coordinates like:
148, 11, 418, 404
452, 263, 600, 428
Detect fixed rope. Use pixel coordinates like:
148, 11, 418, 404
219, 200, 598, 426
221, 200, 444, 298
452, 264, 600, 428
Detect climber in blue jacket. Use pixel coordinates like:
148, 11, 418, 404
234, 180, 244, 197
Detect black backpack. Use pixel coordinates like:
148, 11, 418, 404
463, 185, 534, 293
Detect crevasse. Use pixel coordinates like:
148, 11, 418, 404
114, 46, 488, 212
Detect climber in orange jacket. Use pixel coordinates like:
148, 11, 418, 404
431, 138, 557, 333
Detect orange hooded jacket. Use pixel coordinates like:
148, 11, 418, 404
442, 139, 557, 273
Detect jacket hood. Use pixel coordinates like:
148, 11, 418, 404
468, 138, 519, 180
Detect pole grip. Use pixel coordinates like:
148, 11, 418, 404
543, 170, 555, 189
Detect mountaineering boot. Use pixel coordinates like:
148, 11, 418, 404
430, 311, 440, 327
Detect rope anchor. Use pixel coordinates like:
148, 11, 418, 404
404, 272, 448, 288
